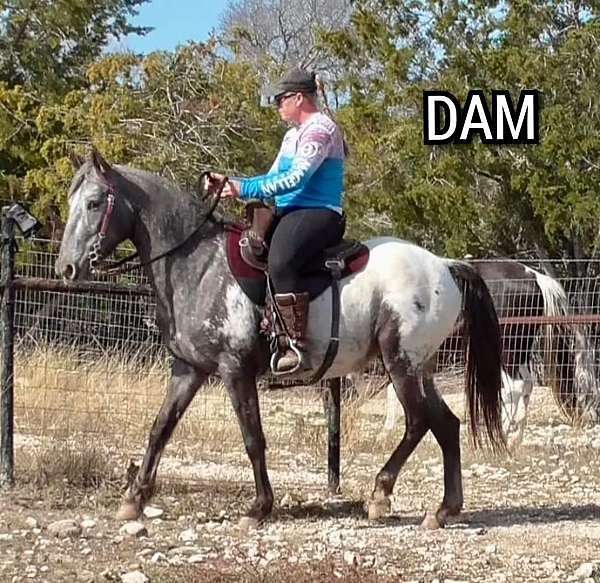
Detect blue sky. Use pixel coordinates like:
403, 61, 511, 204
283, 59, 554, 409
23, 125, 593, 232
118, 0, 229, 53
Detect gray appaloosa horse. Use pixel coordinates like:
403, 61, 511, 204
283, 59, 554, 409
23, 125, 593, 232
56, 150, 505, 530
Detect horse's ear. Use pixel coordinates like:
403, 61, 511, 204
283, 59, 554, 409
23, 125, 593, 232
69, 151, 85, 170
89, 147, 112, 177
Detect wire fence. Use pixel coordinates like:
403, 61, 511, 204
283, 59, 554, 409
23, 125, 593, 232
437, 264, 600, 363
8, 238, 343, 487
4, 237, 600, 486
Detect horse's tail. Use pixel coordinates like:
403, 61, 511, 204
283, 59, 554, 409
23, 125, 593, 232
527, 267, 598, 421
526, 267, 568, 384
448, 260, 506, 452
525, 267, 570, 416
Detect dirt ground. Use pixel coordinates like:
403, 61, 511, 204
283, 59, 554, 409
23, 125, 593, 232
1, 385, 600, 582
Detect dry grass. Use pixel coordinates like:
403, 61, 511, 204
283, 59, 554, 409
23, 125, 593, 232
145, 560, 390, 582
5, 350, 599, 582
12, 343, 396, 486
15, 343, 170, 438
15, 342, 583, 491
14, 342, 241, 445
341, 375, 387, 449
17, 440, 119, 489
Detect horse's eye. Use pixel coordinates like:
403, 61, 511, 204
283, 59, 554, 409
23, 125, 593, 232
87, 200, 100, 211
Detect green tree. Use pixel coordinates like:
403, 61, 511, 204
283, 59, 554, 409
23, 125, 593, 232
0, 0, 150, 233
0, 0, 150, 92
323, 1, 600, 265
3, 42, 281, 234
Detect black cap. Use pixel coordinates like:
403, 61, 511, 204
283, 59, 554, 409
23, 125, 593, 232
264, 67, 317, 99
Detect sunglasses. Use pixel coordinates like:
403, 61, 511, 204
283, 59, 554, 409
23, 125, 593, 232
273, 92, 298, 107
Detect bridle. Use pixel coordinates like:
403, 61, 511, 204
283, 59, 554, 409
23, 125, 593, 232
88, 171, 228, 276
88, 184, 116, 274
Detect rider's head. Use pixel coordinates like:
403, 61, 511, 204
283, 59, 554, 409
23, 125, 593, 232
265, 67, 320, 125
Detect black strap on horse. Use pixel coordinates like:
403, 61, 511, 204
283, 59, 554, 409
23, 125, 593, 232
97, 171, 227, 276
309, 259, 343, 384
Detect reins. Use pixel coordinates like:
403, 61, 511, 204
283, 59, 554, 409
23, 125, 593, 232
91, 171, 228, 276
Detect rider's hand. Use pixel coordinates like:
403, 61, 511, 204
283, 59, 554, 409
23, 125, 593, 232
206, 172, 226, 195
207, 173, 240, 198
221, 179, 240, 199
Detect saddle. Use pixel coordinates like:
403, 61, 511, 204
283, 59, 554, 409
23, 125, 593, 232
226, 203, 370, 382
226, 204, 369, 304
238, 202, 274, 271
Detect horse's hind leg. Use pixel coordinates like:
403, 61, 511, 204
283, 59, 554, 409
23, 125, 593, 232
368, 368, 428, 520
420, 371, 463, 529
221, 369, 273, 530
116, 358, 207, 520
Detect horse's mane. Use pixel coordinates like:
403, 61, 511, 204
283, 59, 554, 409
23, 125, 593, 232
116, 165, 244, 229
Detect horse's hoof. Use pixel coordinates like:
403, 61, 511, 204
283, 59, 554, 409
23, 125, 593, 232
116, 500, 142, 521
421, 510, 444, 530
237, 516, 260, 532
367, 496, 391, 520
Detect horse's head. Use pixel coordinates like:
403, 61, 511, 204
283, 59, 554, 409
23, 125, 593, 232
56, 149, 134, 281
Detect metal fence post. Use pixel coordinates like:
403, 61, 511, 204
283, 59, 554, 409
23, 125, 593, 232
0, 207, 16, 487
325, 377, 341, 494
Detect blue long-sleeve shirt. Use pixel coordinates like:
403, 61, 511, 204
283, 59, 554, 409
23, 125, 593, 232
239, 113, 345, 214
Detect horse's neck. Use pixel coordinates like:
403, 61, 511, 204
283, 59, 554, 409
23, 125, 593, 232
124, 173, 225, 290
134, 192, 201, 250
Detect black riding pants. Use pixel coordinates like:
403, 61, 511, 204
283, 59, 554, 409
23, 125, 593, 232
268, 208, 345, 294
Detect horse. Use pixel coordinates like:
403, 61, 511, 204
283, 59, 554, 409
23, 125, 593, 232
55, 150, 506, 530
383, 260, 599, 448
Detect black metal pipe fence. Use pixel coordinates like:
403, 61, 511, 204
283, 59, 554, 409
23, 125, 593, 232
0, 209, 16, 486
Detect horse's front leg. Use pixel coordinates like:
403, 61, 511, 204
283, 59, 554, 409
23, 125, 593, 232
221, 366, 273, 529
116, 358, 207, 520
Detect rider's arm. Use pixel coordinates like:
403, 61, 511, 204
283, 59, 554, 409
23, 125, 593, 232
239, 128, 331, 201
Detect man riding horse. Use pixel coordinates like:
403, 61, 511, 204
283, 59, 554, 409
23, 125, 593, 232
209, 67, 347, 374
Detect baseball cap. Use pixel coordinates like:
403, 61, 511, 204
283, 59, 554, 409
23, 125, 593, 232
263, 67, 317, 103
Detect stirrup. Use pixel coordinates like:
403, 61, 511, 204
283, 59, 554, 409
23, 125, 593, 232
270, 342, 303, 376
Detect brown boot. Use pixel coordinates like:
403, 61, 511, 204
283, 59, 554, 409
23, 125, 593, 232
273, 292, 310, 373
